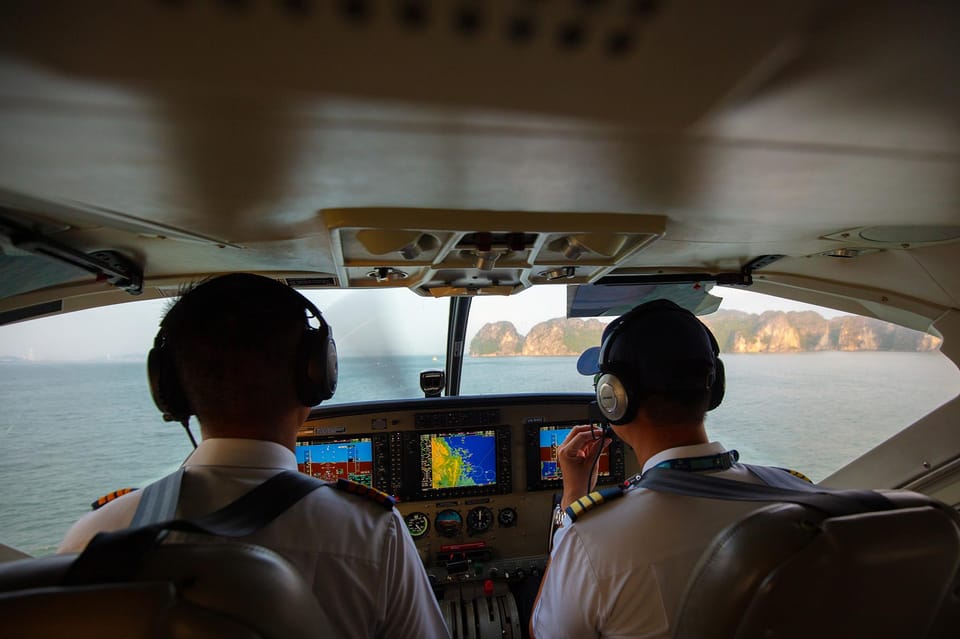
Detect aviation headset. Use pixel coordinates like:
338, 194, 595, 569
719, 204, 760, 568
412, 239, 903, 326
595, 302, 725, 425
147, 275, 338, 424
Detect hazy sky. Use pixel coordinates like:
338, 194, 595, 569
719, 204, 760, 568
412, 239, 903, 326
0, 285, 847, 362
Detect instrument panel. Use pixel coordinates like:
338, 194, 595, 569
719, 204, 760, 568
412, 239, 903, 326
298, 393, 640, 587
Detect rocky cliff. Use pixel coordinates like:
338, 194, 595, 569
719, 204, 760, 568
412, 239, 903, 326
703, 310, 941, 353
521, 318, 607, 356
468, 310, 940, 356
470, 321, 523, 356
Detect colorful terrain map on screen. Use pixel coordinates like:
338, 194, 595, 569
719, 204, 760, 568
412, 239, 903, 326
295, 438, 373, 486
424, 430, 496, 490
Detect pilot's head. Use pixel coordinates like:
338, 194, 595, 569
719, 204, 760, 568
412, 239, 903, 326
577, 299, 724, 427
148, 273, 337, 430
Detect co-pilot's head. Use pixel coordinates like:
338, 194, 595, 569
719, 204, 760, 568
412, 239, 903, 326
577, 299, 724, 427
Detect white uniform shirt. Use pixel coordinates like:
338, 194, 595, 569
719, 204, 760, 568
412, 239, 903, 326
531, 442, 771, 639
60, 438, 450, 639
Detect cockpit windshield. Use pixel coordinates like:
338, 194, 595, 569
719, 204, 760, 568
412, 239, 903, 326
298, 288, 449, 404
461, 286, 600, 395
459, 285, 960, 481
1, 285, 958, 558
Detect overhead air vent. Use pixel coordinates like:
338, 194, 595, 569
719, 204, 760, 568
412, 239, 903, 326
367, 267, 408, 282
546, 234, 628, 261
539, 267, 577, 281
356, 230, 439, 260
323, 207, 666, 295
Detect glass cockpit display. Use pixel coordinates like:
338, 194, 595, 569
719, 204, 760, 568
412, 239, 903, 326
525, 422, 625, 490
537, 424, 610, 480
399, 425, 513, 501
419, 429, 498, 491
295, 436, 374, 486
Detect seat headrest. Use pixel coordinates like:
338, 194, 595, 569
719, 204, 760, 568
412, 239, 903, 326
0, 543, 331, 639
674, 494, 960, 639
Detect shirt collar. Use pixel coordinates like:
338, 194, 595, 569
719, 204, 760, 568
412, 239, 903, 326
183, 438, 298, 471
641, 441, 729, 476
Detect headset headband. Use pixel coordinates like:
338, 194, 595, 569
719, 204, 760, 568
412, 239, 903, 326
148, 274, 338, 425
597, 302, 718, 391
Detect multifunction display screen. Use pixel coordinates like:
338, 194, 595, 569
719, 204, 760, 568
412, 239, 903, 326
419, 429, 498, 491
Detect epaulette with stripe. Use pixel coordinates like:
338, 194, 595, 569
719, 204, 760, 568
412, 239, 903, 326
90, 487, 136, 511
783, 468, 813, 483
564, 485, 625, 523
335, 478, 397, 510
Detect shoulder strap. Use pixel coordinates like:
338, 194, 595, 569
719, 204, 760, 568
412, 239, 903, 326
129, 467, 185, 527
65, 470, 329, 585
742, 464, 817, 490
637, 467, 896, 516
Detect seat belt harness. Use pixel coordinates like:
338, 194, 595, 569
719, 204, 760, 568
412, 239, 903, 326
64, 470, 330, 585
636, 465, 896, 516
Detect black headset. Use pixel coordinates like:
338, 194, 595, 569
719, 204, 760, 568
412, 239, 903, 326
147, 285, 338, 424
595, 304, 725, 425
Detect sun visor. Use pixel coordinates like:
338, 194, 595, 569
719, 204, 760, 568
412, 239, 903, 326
566, 283, 722, 318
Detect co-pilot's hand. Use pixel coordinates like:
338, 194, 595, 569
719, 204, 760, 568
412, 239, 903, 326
557, 424, 612, 510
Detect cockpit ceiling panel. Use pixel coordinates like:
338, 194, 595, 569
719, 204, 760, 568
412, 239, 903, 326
0, 0, 819, 127
0, 1, 957, 324
324, 208, 666, 295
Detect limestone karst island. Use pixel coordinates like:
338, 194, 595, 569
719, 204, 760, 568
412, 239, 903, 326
469, 311, 941, 357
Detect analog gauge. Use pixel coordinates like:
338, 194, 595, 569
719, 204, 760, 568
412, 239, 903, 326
434, 509, 463, 537
497, 507, 518, 528
404, 511, 430, 539
466, 506, 494, 534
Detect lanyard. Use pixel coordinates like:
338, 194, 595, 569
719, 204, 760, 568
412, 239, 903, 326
633, 449, 740, 484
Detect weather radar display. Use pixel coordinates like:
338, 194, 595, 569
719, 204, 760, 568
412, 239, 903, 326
420, 429, 497, 491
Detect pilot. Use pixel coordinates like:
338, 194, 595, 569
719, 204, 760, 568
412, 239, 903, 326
58, 273, 449, 639
530, 298, 800, 638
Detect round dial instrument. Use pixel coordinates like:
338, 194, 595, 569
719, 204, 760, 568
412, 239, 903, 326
434, 509, 463, 537
497, 507, 518, 528
404, 511, 430, 539
466, 506, 494, 534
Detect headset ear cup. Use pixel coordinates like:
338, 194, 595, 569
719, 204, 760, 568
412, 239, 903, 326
708, 357, 726, 411
323, 336, 338, 398
595, 372, 636, 425
147, 343, 191, 422
296, 329, 338, 406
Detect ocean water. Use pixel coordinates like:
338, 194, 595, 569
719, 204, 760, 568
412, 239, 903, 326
1, 352, 958, 557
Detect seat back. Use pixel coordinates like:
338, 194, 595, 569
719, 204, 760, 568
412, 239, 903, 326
674, 492, 960, 639
0, 543, 331, 639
